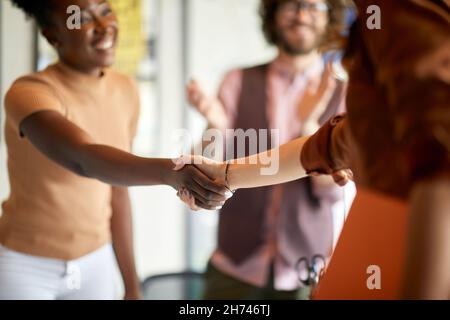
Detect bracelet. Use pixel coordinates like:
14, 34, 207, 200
224, 161, 235, 194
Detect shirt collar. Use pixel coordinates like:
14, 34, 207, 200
269, 54, 325, 83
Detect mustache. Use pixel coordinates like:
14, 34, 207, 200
286, 22, 315, 30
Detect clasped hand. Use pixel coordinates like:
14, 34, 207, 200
172, 155, 232, 211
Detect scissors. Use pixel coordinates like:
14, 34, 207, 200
295, 254, 326, 287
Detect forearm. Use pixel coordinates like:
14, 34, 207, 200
110, 187, 141, 297
78, 144, 175, 187
21, 111, 177, 188
402, 177, 450, 299
225, 115, 354, 190
227, 136, 309, 190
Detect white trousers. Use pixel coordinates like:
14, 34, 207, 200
0, 243, 118, 300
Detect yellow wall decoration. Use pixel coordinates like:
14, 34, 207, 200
110, 0, 147, 76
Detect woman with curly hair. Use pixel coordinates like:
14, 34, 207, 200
0, 0, 230, 300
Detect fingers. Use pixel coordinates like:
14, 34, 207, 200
194, 160, 225, 182
178, 187, 223, 211
308, 169, 353, 187
190, 166, 231, 198
331, 169, 354, 187
179, 165, 231, 210
177, 188, 199, 211
172, 155, 190, 171
186, 79, 206, 110
193, 193, 224, 210
190, 175, 230, 203
188, 182, 227, 207
175, 158, 230, 210
172, 155, 224, 182
194, 199, 223, 211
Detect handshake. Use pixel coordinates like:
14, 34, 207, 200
171, 155, 233, 211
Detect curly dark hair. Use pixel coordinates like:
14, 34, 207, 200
260, 0, 354, 51
10, 0, 58, 27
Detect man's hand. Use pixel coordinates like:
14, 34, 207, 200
186, 79, 228, 129
298, 65, 339, 136
186, 79, 210, 115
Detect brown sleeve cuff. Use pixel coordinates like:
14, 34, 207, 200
300, 114, 347, 175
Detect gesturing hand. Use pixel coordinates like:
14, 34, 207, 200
186, 79, 210, 115
186, 79, 228, 129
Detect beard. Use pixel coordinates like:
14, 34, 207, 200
275, 23, 326, 55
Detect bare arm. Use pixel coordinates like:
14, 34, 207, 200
183, 121, 352, 193
110, 187, 142, 300
402, 178, 450, 299
224, 116, 354, 190
352, 0, 450, 299
20, 110, 229, 210
189, 134, 351, 189
226, 136, 310, 189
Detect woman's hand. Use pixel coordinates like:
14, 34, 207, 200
169, 157, 231, 210
173, 155, 231, 211
186, 79, 228, 129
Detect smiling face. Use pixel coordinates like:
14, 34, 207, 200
43, 0, 118, 75
274, 0, 329, 55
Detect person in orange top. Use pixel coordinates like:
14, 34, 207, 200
0, 0, 230, 300
179, 0, 450, 299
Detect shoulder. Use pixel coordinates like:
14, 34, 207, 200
4, 68, 64, 132
5, 66, 62, 108
8, 67, 57, 94
221, 68, 243, 87
105, 69, 140, 107
106, 69, 139, 90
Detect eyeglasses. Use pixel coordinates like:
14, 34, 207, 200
279, 1, 329, 16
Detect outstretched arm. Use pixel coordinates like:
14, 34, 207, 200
179, 118, 353, 193
20, 110, 230, 210
225, 136, 310, 189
